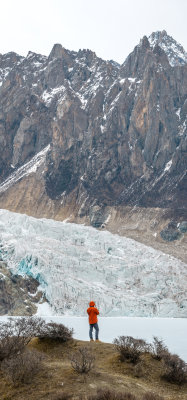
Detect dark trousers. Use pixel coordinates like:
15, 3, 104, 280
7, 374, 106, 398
89, 323, 99, 340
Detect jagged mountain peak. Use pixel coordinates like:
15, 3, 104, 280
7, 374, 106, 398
48, 43, 69, 61
139, 35, 150, 49
26, 50, 44, 59
27, 51, 38, 58
148, 30, 187, 66
77, 48, 96, 58
0, 30, 186, 224
149, 30, 168, 43
0, 51, 23, 63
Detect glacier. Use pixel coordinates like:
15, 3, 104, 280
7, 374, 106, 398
0, 209, 186, 317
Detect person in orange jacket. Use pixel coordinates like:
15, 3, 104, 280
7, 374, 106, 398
87, 301, 100, 341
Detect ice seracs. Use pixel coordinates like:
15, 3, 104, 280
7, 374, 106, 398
0, 210, 186, 317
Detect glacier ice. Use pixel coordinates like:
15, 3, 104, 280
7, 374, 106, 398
0, 209, 186, 317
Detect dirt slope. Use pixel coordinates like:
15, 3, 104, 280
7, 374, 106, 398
1, 339, 186, 400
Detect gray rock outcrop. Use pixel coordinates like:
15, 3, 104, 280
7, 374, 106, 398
0, 261, 45, 315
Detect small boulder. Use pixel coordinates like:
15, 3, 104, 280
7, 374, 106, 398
160, 221, 182, 242
179, 221, 187, 233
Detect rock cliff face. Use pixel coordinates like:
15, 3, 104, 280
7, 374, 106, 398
0, 261, 45, 315
0, 31, 186, 256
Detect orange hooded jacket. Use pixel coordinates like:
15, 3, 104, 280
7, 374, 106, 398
87, 301, 99, 324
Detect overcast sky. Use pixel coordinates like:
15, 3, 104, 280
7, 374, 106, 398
1, 0, 187, 64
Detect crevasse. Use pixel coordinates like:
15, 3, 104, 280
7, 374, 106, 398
0, 209, 186, 317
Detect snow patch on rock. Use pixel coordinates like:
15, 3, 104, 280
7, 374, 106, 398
0, 145, 50, 193
149, 30, 187, 66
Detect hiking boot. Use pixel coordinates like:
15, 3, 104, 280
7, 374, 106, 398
90, 339, 94, 342
95, 339, 101, 342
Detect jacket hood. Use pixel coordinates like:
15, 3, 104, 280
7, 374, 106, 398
89, 301, 95, 307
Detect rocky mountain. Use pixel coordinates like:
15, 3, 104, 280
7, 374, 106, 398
0, 30, 186, 261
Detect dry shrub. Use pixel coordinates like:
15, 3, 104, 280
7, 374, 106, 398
1, 349, 44, 386
0, 317, 73, 369
50, 394, 72, 400
151, 337, 168, 360
142, 393, 164, 400
0, 317, 45, 361
88, 389, 137, 400
114, 336, 149, 364
38, 322, 73, 342
133, 361, 145, 378
71, 346, 95, 374
0, 336, 26, 362
162, 352, 187, 385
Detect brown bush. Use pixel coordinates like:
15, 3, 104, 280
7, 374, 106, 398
50, 394, 72, 400
1, 349, 44, 386
38, 322, 73, 342
151, 337, 168, 360
142, 393, 164, 400
0, 316, 45, 361
162, 352, 187, 385
114, 336, 149, 364
88, 389, 137, 400
133, 361, 145, 378
0, 335, 26, 362
71, 346, 95, 374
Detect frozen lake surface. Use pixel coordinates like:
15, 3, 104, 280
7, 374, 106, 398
45, 316, 187, 361
42, 316, 187, 361
1, 315, 186, 362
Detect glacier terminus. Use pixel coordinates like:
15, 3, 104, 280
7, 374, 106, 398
0, 209, 186, 318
